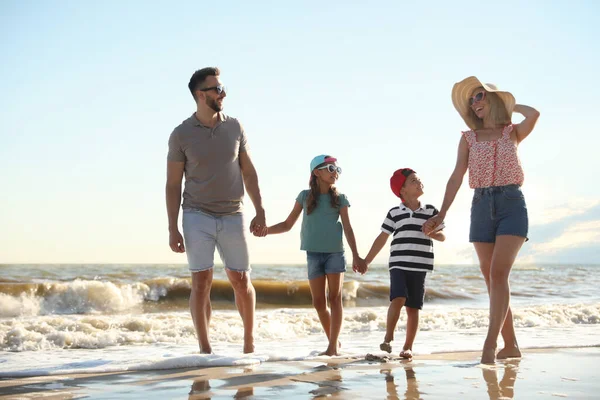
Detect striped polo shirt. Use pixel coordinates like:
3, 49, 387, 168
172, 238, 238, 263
381, 203, 439, 272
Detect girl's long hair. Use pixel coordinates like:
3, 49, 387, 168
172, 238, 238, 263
468, 88, 512, 130
306, 171, 340, 215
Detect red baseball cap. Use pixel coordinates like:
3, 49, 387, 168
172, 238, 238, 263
390, 168, 415, 199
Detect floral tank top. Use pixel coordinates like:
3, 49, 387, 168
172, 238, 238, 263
462, 124, 524, 189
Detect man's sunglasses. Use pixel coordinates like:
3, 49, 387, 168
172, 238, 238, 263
317, 164, 342, 174
199, 85, 227, 95
469, 91, 486, 105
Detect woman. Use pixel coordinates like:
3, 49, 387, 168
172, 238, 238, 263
423, 76, 540, 364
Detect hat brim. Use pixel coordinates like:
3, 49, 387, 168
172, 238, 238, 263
451, 76, 515, 130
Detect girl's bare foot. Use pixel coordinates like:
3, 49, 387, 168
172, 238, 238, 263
497, 346, 521, 359
481, 347, 497, 364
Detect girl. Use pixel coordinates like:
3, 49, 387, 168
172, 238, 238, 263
264, 154, 364, 356
423, 76, 540, 364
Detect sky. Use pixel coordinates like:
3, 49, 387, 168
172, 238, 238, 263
1, 0, 599, 265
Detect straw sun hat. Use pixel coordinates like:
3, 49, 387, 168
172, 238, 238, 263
451, 76, 515, 130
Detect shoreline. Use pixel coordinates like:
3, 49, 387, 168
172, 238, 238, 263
1, 346, 598, 399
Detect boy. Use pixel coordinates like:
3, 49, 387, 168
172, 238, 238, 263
363, 168, 445, 359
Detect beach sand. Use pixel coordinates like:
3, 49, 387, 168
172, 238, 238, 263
1, 347, 598, 399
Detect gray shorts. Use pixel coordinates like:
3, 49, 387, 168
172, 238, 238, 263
182, 209, 250, 272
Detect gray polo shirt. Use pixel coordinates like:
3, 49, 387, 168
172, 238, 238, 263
167, 113, 248, 216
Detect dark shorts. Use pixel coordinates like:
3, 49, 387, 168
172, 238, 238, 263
470, 184, 529, 243
389, 269, 427, 309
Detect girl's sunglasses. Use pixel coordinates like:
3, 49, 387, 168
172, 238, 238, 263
317, 164, 342, 174
469, 91, 486, 105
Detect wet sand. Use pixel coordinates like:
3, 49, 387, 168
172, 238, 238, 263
1, 347, 598, 399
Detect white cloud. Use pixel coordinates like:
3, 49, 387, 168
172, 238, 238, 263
528, 198, 600, 226
530, 220, 600, 254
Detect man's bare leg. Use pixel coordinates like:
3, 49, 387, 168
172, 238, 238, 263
226, 269, 256, 353
190, 269, 213, 354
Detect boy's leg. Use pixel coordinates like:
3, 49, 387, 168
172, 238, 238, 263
382, 269, 409, 352
384, 297, 406, 344
402, 307, 419, 356
401, 271, 427, 358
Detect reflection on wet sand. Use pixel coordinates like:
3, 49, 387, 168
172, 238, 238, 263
189, 377, 254, 399
380, 364, 421, 400
482, 359, 520, 399
308, 365, 345, 398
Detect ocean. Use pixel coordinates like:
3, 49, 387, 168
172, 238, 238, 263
1, 263, 599, 377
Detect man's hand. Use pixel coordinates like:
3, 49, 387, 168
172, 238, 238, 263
169, 229, 185, 253
250, 213, 267, 237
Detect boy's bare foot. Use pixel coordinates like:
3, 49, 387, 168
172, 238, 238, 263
399, 349, 413, 359
199, 347, 212, 354
380, 342, 392, 353
496, 346, 521, 359
481, 347, 496, 364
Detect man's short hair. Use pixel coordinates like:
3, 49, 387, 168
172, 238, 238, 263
188, 67, 220, 100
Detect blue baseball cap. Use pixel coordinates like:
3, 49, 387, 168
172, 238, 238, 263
310, 155, 337, 172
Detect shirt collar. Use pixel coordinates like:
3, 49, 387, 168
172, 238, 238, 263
190, 112, 224, 127
401, 201, 422, 212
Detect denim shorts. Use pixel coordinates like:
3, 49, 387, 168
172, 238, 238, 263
389, 269, 427, 309
182, 209, 250, 272
470, 184, 529, 243
306, 251, 347, 280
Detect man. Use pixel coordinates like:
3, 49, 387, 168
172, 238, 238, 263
166, 67, 267, 354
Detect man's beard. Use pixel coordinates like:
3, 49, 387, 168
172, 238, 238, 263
206, 97, 222, 112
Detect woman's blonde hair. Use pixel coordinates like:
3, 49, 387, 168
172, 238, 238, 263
468, 87, 512, 129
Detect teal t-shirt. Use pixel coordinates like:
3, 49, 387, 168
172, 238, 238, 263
296, 190, 350, 253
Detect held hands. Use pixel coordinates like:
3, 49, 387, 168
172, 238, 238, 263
169, 229, 185, 253
423, 214, 443, 236
352, 256, 368, 275
250, 212, 268, 237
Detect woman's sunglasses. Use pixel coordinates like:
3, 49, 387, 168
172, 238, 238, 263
200, 85, 227, 95
469, 91, 486, 105
317, 164, 342, 174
